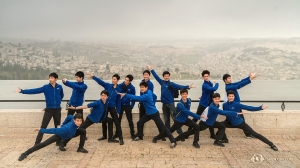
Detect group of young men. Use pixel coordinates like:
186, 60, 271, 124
16, 66, 278, 161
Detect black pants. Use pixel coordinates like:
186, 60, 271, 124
190, 105, 215, 136
184, 121, 225, 142
137, 112, 176, 143
35, 108, 61, 145
67, 108, 84, 122
102, 117, 113, 139
220, 121, 274, 146
157, 119, 199, 143
102, 107, 123, 139
116, 105, 134, 136
162, 103, 182, 134
25, 135, 62, 155
139, 103, 162, 136
239, 113, 249, 136
64, 118, 93, 145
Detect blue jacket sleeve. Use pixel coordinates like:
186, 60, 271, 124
170, 82, 189, 90
226, 77, 251, 91
152, 93, 157, 105
239, 103, 262, 111
212, 106, 237, 117
62, 115, 74, 125
20, 86, 44, 94
93, 76, 109, 88
60, 86, 64, 100
64, 81, 88, 91
125, 93, 148, 101
203, 83, 219, 91
40, 128, 61, 135
87, 101, 101, 108
148, 81, 154, 92
116, 94, 122, 114
177, 103, 200, 120
130, 87, 136, 109
150, 70, 163, 85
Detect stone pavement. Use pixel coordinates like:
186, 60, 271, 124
0, 133, 300, 168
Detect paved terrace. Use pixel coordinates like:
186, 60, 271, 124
0, 109, 299, 168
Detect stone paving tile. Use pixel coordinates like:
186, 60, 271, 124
0, 135, 299, 168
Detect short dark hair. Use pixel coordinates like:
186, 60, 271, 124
126, 74, 134, 82
49, 72, 58, 79
202, 70, 210, 77
162, 71, 170, 77
180, 88, 188, 95
212, 93, 220, 98
143, 70, 151, 76
112, 74, 120, 80
74, 113, 83, 120
75, 71, 84, 79
223, 74, 231, 82
139, 81, 148, 87
227, 90, 235, 96
101, 90, 109, 96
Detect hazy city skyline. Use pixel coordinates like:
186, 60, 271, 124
1, 0, 300, 42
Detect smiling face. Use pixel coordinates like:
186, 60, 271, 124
75, 76, 83, 82
111, 77, 119, 85
143, 72, 150, 81
140, 85, 148, 93
213, 96, 221, 105
227, 94, 235, 102
124, 77, 130, 85
180, 92, 188, 100
203, 74, 210, 81
163, 74, 170, 81
74, 118, 83, 126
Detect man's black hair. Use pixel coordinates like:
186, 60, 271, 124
143, 70, 151, 76
139, 81, 148, 87
227, 90, 235, 96
101, 90, 109, 97
75, 71, 84, 79
126, 74, 134, 82
112, 74, 120, 80
212, 93, 221, 98
74, 113, 83, 120
202, 70, 210, 77
180, 88, 188, 95
162, 71, 170, 77
223, 74, 231, 82
49, 72, 58, 79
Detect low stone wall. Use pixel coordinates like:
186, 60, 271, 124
0, 109, 299, 138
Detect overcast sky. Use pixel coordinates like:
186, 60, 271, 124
0, 0, 300, 42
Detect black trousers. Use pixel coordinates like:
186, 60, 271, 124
102, 117, 113, 139
157, 119, 200, 143
102, 107, 123, 139
191, 105, 215, 136
67, 108, 84, 122
64, 117, 93, 145
220, 121, 274, 146
239, 113, 249, 136
25, 135, 62, 155
137, 112, 176, 143
139, 103, 162, 136
116, 105, 134, 136
35, 108, 61, 145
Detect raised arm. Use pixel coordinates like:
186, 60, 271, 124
226, 77, 251, 91
87, 73, 109, 88
62, 115, 74, 125
64, 80, 88, 91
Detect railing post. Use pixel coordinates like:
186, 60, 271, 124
281, 102, 285, 111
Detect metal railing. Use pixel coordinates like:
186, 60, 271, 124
0, 100, 299, 111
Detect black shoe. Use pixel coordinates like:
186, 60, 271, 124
270, 145, 278, 151
133, 137, 143, 141
85, 137, 88, 140
161, 137, 166, 141
214, 141, 225, 147
152, 136, 158, 143
18, 153, 27, 161
112, 134, 118, 139
59, 145, 66, 151
77, 147, 88, 153
210, 134, 216, 139
192, 142, 200, 149
170, 142, 177, 148
119, 139, 124, 145
181, 137, 185, 142
97, 136, 107, 141
131, 135, 135, 140
108, 138, 119, 143
222, 139, 229, 143
56, 141, 61, 146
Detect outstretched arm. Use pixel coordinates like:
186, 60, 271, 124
87, 73, 109, 88
177, 103, 200, 120
239, 103, 267, 111
16, 86, 45, 94
148, 65, 163, 85
226, 77, 251, 91
203, 83, 219, 91
63, 80, 88, 91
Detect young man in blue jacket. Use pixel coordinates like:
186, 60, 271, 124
62, 71, 87, 121
61, 90, 119, 150
218, 90, 278, 151
147, 65, 195, 135
14, 72, 64, 146
190, 70, 218, 139
223, 72, 256, 138
139, 70, 154, 119
115, 74, 136, 139
153, 88, 204, 148
18, 113, 87, 161
118, 81, 177, 148
87, 73, 124, 145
